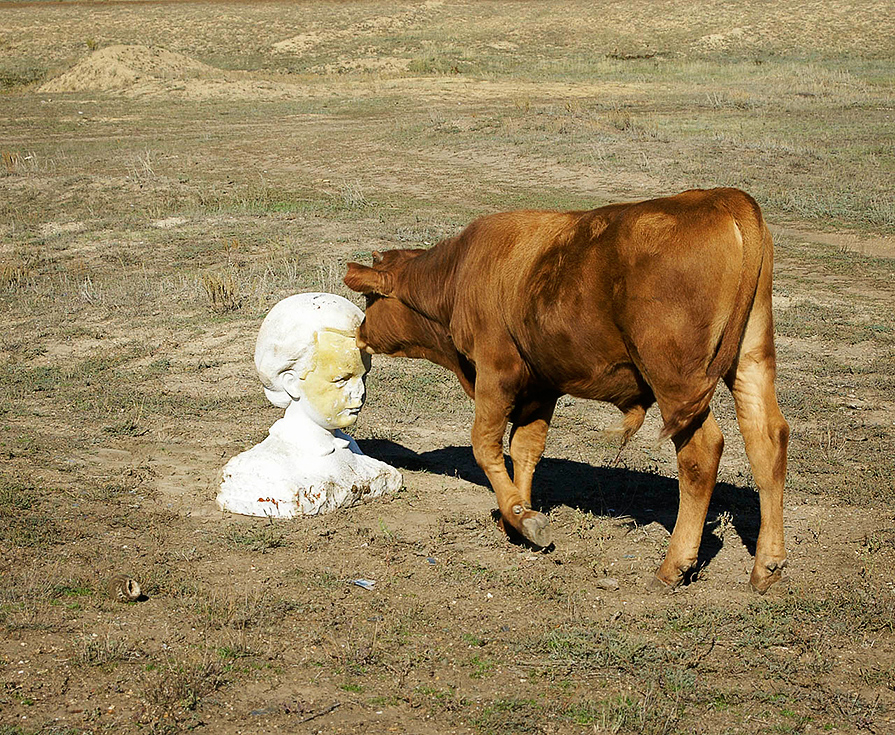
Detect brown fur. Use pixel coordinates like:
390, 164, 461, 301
345, 188, 789, 592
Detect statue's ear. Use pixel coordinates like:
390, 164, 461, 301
280, 369, 303, 401
344, 262, 394, 295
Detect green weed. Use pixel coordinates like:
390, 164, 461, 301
223, 524, 289, 553
0, 58, 46, 89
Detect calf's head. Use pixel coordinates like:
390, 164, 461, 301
343, 248, 425, 356
344, 249, 475, 397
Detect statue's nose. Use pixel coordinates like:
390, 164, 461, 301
349, 378, 366, 406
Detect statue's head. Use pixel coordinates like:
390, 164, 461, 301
254, 293, 371, 430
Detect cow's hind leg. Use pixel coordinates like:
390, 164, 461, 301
654, 409, 725, 589
472, 382, 552, 548
727, 354, 789, 593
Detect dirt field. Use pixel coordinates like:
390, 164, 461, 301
1, 1, 894, 733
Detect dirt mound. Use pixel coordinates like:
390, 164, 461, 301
40, 44, 223, 93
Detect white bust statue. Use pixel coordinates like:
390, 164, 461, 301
217, 293, 402, 518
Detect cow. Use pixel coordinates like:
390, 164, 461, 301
344, 188, 789, 593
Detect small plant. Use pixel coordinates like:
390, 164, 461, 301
462, 632, 484, 647
2, 150, 19, 175
0, 263, 30, 292
127, 148, 156, 183
79, 275, 104, 305
339, 180, 369, 210
141, 658, 226, 715
606, 106, 634, 131
77, 634, 136, 667
201, 270, 242, 312
468, 653, 495, 679
224, 524, 288, 553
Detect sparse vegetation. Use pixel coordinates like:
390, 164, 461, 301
0, 1, 892, 734
0, 58, 46, 90
201, 269, 243, 312
223, 523, 289, 553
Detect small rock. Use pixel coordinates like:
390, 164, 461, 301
595, 577, 620, 591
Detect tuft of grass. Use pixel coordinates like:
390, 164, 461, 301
606, 106, 634, 131
473, 698, 543, 735
562, 689, 682, 735
102, 398, 150, 437
2, 150, 19, 175
408, 51, 466, 76
0, 478, 37, 512
141, 658, 226, 716
201, 270, 243, 312
77, 634, 138, 668
0, 495, 63, 548
191, 586, 299, 631
337, 180, 370, 210
0, 58, 46, 89
541, 627, 666, 673
126, 148, 157, 184
0, 263, 30, 292
223, 524, 289, 553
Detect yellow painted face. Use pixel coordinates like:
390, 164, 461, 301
298, 330, 371, 430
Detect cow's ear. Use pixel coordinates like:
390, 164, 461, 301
344, 262, 394, 295
371, 250, 384, 264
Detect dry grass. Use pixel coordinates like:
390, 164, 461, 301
0, 263, 30, 292
201, 269, 243, 312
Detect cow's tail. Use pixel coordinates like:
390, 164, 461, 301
605, 404, 647, 446
705, 195, 765, 379
656, 193, 766, 444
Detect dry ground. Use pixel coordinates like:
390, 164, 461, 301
1, 2, 894, 734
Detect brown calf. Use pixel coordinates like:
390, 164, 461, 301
344, 188, 789, 593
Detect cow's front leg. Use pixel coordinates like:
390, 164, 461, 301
508, 396, 558, 507
655, 410, 724, 589
472, 387, 552, 548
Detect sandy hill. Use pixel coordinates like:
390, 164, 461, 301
40, 44, 224, 94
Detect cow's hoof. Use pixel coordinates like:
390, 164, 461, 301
750, 559, 787, 594
647, 573, 678, 594
652, 556, 696, 592
520, 511, 552, 548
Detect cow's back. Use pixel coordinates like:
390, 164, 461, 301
449, 189, 763, 415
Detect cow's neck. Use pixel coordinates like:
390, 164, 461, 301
395, 241, 459, 326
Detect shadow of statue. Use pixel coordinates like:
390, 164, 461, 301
358, 438, 760, 576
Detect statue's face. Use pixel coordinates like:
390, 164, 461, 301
298, 330, 371, 430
